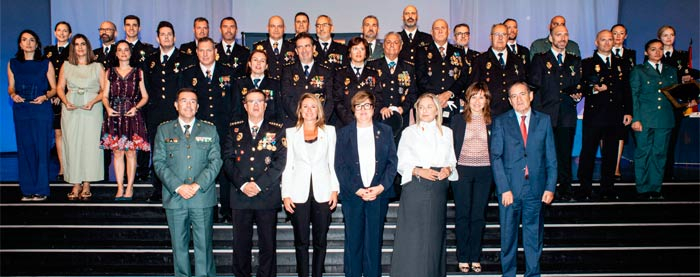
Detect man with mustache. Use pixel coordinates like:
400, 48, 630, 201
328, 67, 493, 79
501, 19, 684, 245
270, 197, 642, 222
529, 15, 580, 59
362, 15, 383, 61
216, 17, 249, 78
93, 21, 118, 69
398, 5, 433, 63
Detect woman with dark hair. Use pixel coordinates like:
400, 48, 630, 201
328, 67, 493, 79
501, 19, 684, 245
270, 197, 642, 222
45, 21, 72, 182
56, 34, 104, 201
391, 93, 457, 277
232, 49, 282, 122
333, 37, 382, 126
7, 30, 57, 201
99, 40, 150, 200
449, 82, 493, 273
282, 92, 339, 277
335, 91, 397, 277
630, 39, 678, 200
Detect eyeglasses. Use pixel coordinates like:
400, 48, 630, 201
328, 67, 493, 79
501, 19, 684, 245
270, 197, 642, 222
246, 99, 265, 105
98, 28, 115, 32
354, 103, 373, 110
455, 32, 470, 37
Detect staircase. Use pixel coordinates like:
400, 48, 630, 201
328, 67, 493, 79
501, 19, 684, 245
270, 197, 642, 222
1, 182, 699, 276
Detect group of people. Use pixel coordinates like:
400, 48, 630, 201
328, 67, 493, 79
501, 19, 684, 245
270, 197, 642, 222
8, 4, 698, 277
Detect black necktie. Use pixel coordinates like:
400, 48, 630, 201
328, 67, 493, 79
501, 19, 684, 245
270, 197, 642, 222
206, 70, 212, 82
354, 67, 361, 78
615, 48, 621, 57
162, 55, 169, 64
253, 78, 261, 88
226, 45, 232, 55
104, 46, 109, 55
557, 53, 563, 66
605, 56, 611, 68
665, 51, 671, 58
510, 44, 517, 54
498, 52, 505, 68
58, 46, 64, 54
273, 42, 279, 55
184, 125, 191, 140
408, 33, 413, 41
322, 42, 329, 52
655, 63, 661, 74
304, 65, 310, 77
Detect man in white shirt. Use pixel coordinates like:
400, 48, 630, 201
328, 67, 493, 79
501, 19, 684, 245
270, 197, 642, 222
362, 15, 383, 61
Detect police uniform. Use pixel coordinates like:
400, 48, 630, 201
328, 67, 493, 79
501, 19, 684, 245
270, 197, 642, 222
507, 43, 531, 67
314, 39, 349, 70
179, 40, 198, 57
44, 44, 69, 130
93, 44, 117, 69
577, 53, 632, 199
223, 119, 286, 277
253, 39, 296, 80
181, 62, 234, 135
613, 47, 636, 69
368, 57, 418, 133
529, 50, 581, 199
128, 40, 155, 68
153, 119, 222, 277
470, 48, 527, 116
529, 37, 581, 60
216, 42, 250, 78
231, 75, 282, 122
281, 60, 335, 125
398, 29, 433, 63
367, 40, 384, 61
333, 64, 382, 126
416, 42, 467, 124
144, 48, 185, 198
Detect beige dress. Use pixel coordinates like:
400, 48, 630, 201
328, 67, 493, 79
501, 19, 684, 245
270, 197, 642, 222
61, 62, 104, 183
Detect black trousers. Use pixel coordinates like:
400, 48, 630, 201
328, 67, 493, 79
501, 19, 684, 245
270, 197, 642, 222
231, 208, 277, 277
554, 127, 576, 192
577, 126, 619, 195
146, 121, 162, 195
452, 165, 492, 263
289, 182, 332, 277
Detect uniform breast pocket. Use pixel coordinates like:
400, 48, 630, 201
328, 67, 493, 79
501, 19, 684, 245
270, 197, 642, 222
196, 141, 210, 150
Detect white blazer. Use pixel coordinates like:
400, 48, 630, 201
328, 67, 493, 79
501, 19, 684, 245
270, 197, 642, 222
281, 125, 340, 203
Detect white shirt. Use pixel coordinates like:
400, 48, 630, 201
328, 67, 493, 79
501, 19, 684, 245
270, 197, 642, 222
492, 48, 508, 64
551, 48, 566, 63
397, 120, 458, 185
648, 60, 663, 73
269, 38, 283, 52
351, 62, 365, 76
507, 42, 518, 54
367, 40, 375, 54
597, 52, 612, 66
612, 47, 624, 57
178, 117, 196, 134
514, 109, 532, 132
200, 63, 215, 78
102, 43, 114, 53
357, 125, 376, 187
241, 119, 264, 191
301, 61, 314, 72
221, 40, 235, 53
160, 47, 175, 63
404, 29, 416, 39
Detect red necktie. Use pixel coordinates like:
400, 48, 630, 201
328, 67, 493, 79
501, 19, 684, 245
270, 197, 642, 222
520, 115, 529, 177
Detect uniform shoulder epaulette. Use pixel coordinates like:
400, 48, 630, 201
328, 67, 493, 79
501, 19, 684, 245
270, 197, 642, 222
268, 75, 280, 81
234, 75, 247, 81
365, 66, 378, 72
402, 60, 415, 66
240, 44, 250, 51
142, 42, 154, 48
566, 52, 580, 59
336, 65, 349, 71
199, 120, 215, 126
218, 62, 234, 69
146, 50, 160, 59
160, 120, 175, 126
269, 121, 283, 128
180, 63, 197, 71
230, 120, 244, 126
676, 49, 688, 54
317, 62, 331, 70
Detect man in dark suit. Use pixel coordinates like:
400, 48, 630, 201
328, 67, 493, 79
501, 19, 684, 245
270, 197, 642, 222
369, 32, 417, 135
281, 32, 335, 126
123, 14, 155, 182
143, 21, 184, 202
216, 17, 249, 79
504, 18, 531, 67
362, 15, 384, 61
181, 37, 234, 222
415, 19, 465, 125
314, 15, 348, 70
528, 25, 582, 201
153, 88, 222, 277
490, 82, 557, 277
123, 15, 155, 69
577, 30, 633, 201
179, 17, 209, 57
452, 23, 480, 77
94, 21, 118, 69
253, 16, 295, 80
289, 12, 313, 45
398, 5, 433, 63
529, 16, 581, 59
455, 24, 527, 117
223, 89, 287, 277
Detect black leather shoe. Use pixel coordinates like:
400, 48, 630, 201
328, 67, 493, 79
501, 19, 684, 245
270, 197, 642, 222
56, 174, 64, 182
147, 191, 162, 203
649, 192, 665, 200
636, 192, 651, 201
221, 214, 232, 224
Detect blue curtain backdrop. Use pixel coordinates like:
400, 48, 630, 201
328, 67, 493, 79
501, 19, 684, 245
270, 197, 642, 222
1, 0, 697, 152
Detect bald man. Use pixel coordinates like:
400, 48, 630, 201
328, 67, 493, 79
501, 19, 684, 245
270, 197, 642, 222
94, 21, 118, 69
529, 15, 580, 59
398, 5, 433, 63
253, 15, 295, 79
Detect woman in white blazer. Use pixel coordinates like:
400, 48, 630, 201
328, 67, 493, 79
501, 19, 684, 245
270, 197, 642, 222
281, 92, 339, 277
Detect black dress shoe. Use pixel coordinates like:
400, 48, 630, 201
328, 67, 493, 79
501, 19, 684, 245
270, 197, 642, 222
649, 192, 665, 200
56, 174, 64, 182
221, 214, 232, 224
147, 191, 162, 203
600, 191, 619, 201
636, 192, 651, 201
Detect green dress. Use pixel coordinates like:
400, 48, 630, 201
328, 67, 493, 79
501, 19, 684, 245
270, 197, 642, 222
61, 62, 104, 183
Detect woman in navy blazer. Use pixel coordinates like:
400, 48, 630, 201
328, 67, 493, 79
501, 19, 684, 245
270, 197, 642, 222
335, 91, 397, 277
449, 82, 493, 273
281, 93, 339, 277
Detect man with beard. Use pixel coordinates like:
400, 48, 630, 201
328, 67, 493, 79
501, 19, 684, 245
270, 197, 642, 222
529, 25, 582, 201
452, 23, 480, 69
94, 21, 118, 69
398, 5, 433, 63
503, 18, 531, 66
216, 17, 249, 78
313, 15, 348, 70
529, 15, 580, 59
253, 16, 295, 80
180, 17, 209, 57
362, 15, 383, 61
